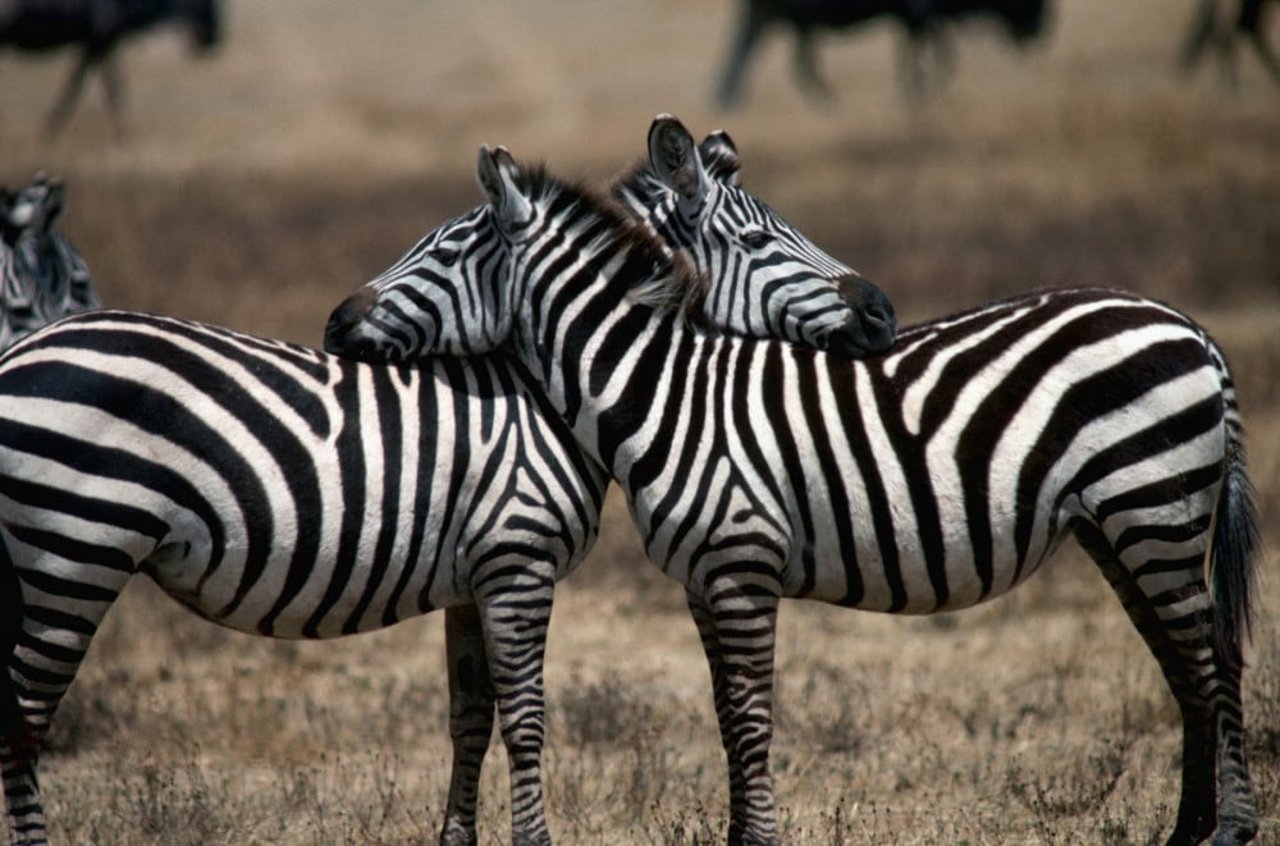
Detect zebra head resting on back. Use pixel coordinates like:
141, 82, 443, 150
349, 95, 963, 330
327, 115, 895, 362
0, 174, 99, 352
0, 120, 895, 846
326, 148, 1260, 845
613, 115, 895, 357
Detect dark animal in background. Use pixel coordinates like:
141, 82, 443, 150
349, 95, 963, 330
714, 0, 1050, 107
0, 0, 221, 137
1181, 0, 1280, 86
0, 174, 98, 350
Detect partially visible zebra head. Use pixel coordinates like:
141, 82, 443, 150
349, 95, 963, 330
325, 199, 511, 359
614, 115, 895, 357
325, 149, 664, 361
0, 174, 100, 352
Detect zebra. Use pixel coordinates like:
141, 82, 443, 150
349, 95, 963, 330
0, 0, 221, 137
325, 146, 1261, 846
0, 117, 895, 846
0, 174, 99, 353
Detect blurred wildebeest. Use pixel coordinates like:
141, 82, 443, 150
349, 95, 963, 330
714, 0, 1050, 107
0, 174, 98, 350
1181, 0, 1280, 86
0, 0, 221, 137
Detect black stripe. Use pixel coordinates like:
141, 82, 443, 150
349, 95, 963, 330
761, 344, 819, 596
0, 473, 168, 542
305, 363, 368, 637
797, 349, 868, 608
344, 364, 407, 634
615, 322, 686, 488
1013, 338, 1213, 578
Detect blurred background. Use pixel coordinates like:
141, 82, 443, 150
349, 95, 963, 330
1, 1, 1278, 842
2, 0, 1276, 337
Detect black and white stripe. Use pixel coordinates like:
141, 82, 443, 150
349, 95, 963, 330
334, 117, 895, 365
610, 116, 894, 358
0, 311, 606, 846
0, 175, 99, 353
327, 150, 1260, 846
0, 118, 885, 846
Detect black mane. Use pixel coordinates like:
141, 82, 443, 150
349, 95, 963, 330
516, 162, 708, 328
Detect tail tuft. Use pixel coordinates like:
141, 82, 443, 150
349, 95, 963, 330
1211, 440, 1261, 671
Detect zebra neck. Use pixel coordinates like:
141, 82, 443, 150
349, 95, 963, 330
510, 239, 697, 472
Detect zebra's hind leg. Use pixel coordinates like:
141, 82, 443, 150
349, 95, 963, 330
1074, 522, 1256, 845
2, 544, 129, 845
440, 604, 495, 846
688, 574, 781, 846
1, 740, 44, 846
3, 540, 44, 846
475, 563, 557, 846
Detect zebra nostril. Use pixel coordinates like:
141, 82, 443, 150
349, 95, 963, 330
323, 288, 376, 355
835, 274, 897, 354
862, 303, 890, 328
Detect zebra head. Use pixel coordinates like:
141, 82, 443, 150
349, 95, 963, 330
325, 197, 513, 361
614, 114, 896, 357
0, 174, 99, 353
2, 174, 64, 243
327, 147, 669, 362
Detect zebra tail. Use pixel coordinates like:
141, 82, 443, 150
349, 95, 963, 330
1210, 424, 1261, 672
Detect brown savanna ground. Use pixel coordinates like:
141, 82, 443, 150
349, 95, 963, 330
2, 0, 1279, 843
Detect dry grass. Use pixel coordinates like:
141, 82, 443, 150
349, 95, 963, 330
1, 0, 1278, 842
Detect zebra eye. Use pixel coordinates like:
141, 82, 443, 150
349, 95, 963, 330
435, 248, 460, 267
741, 230, 774, 249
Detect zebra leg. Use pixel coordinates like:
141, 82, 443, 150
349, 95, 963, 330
1, 743, 43, 846
1074, 523, 1256, 845
686, 590, 748, 818
2, 540, 44, 846
692, 574, 781, 846
2, 545, 130, 845
476, 566, 556, 846
440, 604, 495, 846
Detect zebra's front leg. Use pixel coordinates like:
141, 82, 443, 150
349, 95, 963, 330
686, 589, 749, 821
476, 565, 557, 846
695, 573, 781, 846
440, 605, 496, 846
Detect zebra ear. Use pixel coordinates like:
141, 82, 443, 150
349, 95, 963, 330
648, 114, 708, 206
476, 145, 533, 233
699, 131, 741, 187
